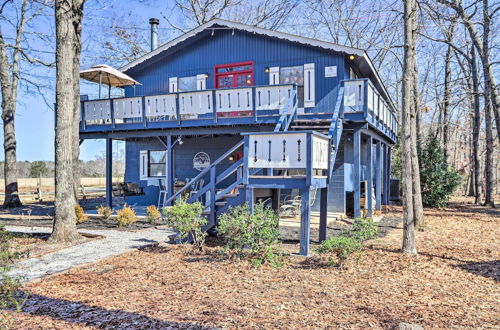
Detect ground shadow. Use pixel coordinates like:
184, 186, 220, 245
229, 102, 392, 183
16, 293, 210, 329
453, 260, 499, 282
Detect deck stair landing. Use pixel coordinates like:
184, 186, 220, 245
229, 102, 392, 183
161, 85, 346, 256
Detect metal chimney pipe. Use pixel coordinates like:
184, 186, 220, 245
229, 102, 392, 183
149, 18, 159, 51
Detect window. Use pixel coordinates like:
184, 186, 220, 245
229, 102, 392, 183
178, 76, 197, 92
148, 151, 166, 177
280, 66, 304, 108
216, 64, 252, 73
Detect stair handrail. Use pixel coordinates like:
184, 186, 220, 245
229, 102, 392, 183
164, 139, 244, 206
274, 87, 298, 132
327, 86, 345, 178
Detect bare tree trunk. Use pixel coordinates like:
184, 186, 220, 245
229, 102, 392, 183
484, 100, 495, 207
414, 62, 422, 145
72, 22, 82, 203
437, 0, 500, 146
0, 0, 29, 208
0, 96, 21, 208
411, 51, 423, 228
442, 19, 456, 164
402, 0, 417, 255
470, 48, 482, 204
51, 0, 85, 243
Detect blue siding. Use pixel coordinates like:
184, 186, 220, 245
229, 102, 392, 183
124, 29, 346, 112
124, 135, 243, 206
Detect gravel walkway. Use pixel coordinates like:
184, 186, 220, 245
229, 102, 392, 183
6, 225, 174, 283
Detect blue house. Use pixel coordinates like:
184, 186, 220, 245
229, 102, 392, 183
80, 19, 397, 255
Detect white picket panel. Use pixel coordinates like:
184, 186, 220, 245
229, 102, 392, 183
215, 88, 253, 113
312, 135, 329, 170
344, 80, 364, 108
255, 85, 292, 112
179, 91, 212, 118
248, 133, 308, 169
374, 92, 380, 120
145, 94, 177, 119
113, 97, 143, 119
84, 100, 111, 121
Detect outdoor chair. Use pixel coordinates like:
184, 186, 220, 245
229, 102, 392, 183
189, 179, 205, 202
158, 179, 167, 208
279, 189, 318, 217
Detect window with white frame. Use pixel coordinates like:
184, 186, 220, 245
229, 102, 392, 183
178, 76, 197, 92
280, 66, 305, 108
148, 151, 166, 177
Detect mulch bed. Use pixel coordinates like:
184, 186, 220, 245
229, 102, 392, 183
0, 198, 159, 231
5, 196, 500, 329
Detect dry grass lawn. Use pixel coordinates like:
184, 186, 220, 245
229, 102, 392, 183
6, 196, 500, 329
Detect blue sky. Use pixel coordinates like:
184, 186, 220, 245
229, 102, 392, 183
2, 0, 173, 162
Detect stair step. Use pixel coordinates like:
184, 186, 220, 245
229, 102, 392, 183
215, 201, 227, 206
290, 126, 328, 130
202, 210, 211, 215
294, 118, 330, 122
221, 193, 238, 198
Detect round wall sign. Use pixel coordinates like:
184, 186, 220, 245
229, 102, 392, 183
193, 152, 210, 171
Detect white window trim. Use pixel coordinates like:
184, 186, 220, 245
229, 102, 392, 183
196, 74, 207, 90
169, 77, 178, 93
269, 67, 280, 85
304, 63, 315, 108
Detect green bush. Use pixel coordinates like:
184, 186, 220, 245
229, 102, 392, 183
146, 205, 162, 224
116, 205, 138, 227
350, 217, 378, 241
217, 202, 283, 267
419, 136, 461, 208
0, 225, 26, 326
162, 198, 206, 252
315, 235, 363, 269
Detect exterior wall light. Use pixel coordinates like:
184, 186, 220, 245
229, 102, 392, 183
349, 55, 356, 60
228, 155, 234, 161
265, 67, 270, 73
204, 73, 209, 79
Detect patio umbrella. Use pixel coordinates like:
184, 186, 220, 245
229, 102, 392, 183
80, 64, 141, 98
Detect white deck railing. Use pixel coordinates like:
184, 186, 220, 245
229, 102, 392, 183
82, 84, 296, 126
246, 132, 329, 170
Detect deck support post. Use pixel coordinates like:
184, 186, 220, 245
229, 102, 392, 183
209, 167, 216, 226
105, 137, 113, 207
245, 187, 254, 212
366, 136, 373, 217
353, 130, 361, 218
271, 188, 280, 211
318, 186, 328, 242
375, 141, 382, 211
166, 135, 173, 205
383, 146, 391, 205
299, 187, 311, 256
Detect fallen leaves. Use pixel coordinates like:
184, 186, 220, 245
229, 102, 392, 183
6, 196, 500, 329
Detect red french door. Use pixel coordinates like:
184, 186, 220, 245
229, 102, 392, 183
214, 61, 254, 88
214, 61, 254, 118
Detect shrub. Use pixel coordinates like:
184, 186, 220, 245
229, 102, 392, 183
146, 205, 162, 224
162, 198, 206, 252
315, 235, 363, 269
74, 205, 88, 224
97, 205, 112, 220
0, 224, 26, 326
116, 205, 138, 227
351, 217, 378, 241
419, 136, 461, 208
217, 202, 283, 267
